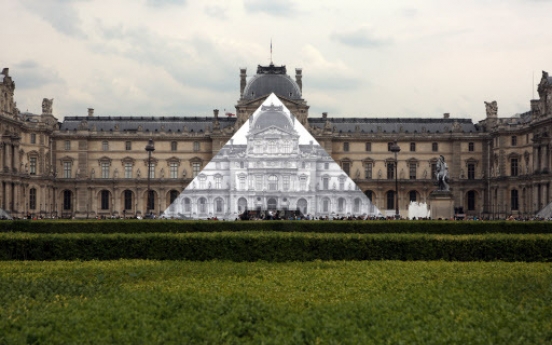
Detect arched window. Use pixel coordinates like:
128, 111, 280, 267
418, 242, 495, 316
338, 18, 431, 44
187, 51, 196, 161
409, 191, 417, 202
101, 190, 110, 210
297, 199, 307, 215
511, 189, 519, 210
63, 190, 72, 210
354, 198, 361, 214
386, 191, 395, 210
364, 190, 373, 202
147, 191, 155, 211
322, 198, 330, 213
238, 198, 248, 214
198, 197, 207, 214
124, 190, 133, 210
215, 198, 224, 213
467, 190, 476, 211
183, 198, 191, 213
169, 190, 179, 204
29, 188, 37, 210
337, 198, 345, 213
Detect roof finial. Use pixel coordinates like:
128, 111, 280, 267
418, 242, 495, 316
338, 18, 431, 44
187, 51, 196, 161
270, 38, 273, 65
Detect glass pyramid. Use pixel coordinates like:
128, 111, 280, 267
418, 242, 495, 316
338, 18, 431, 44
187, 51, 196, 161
162, 94, 381, 220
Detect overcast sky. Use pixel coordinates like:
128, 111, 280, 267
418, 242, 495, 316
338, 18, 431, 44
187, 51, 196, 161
2, 0, 552, 122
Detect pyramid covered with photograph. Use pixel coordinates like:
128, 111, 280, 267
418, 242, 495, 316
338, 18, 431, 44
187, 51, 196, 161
162, 93, 381, 219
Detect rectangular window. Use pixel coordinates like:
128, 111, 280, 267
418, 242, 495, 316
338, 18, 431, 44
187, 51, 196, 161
283, 176, 290, 191
324, 162, 329, 170
432, 142, 438, 152
125, 163, 133, 178
365, 163, 372, 179
410, 143, 416, 152
215, 176, 222, 189
300, 177, 307, 191
149, 163, 155, 179
342, 162, 350, 175
192, 163, 200, 177
30, 134, 36, 144
468, 164, 475, 180
170, 163, 178, 179
409, 163, 416, 180
63, 162, 71, 178
268, 176, 277, 191
339, 178, 345, 191
193, 141, 200, 151
343, 142, 349, 152
323, 177, 329, 190
29, 188, 36, 210
365, 142, 371, 152
467, 191, 475, 211
101, 162, 110, 179
30, 157, 37, 175
124, 191, 133, 210
511, 136, 517, 146
125, 141, 131, 150
256, 176, 262, 190
387, 163, 395, 180
65, 140, 71, 150
102, 141, 109, 151
431, 163, 437, 179
511, 158, 518, 177
171, 141, 177, 151
239, 177, 246, 190
468, 142, 474, 152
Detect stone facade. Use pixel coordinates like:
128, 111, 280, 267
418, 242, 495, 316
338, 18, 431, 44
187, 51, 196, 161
1, 64, 552, 219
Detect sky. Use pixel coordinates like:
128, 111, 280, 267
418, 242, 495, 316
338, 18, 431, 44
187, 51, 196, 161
1, 0, 552, 122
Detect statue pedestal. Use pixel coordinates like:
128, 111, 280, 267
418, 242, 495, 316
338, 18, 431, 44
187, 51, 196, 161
429, 191, 454, 220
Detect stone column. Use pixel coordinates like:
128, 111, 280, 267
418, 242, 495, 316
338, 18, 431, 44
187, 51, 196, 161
5, 144, 12, 173
13, 145, 20, 174
5, 183, 11, 213
0, 143, 4, 172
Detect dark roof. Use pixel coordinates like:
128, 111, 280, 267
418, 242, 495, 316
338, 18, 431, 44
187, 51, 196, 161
308, 117, 480, 134
243, 63, 302, 101
58, 115, 481, 135
59, 116, 236, 133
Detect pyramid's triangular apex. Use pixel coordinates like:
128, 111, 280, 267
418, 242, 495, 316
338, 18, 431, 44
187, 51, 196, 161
162, 93, 381, 219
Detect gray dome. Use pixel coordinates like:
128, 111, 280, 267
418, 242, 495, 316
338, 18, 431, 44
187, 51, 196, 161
252, 105, 293, 131
243, 64, 302, 100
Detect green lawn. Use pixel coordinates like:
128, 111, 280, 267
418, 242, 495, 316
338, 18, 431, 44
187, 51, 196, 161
1, 260, 551, 344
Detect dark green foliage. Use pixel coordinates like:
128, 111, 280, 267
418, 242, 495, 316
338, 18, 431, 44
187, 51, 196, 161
1, 232, 551, 261
1, 219, 552, 234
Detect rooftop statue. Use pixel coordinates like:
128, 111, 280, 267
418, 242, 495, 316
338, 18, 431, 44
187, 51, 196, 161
484, 100, 497, 117
42, 98, 53, 114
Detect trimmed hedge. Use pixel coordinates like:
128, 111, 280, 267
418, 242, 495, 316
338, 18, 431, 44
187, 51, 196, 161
1, 219, 552, 234
1, 232, 551, 261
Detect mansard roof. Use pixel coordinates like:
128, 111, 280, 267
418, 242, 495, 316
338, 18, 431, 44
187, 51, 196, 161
59, 116, 236, 133
58, 115, 482, 135
308, 117, 481, 134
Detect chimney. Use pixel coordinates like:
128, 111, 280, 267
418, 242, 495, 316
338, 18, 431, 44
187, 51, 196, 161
531, 99, 540, 115
295, 68, 303, 92
240, 68, 247, 97
213, 109, 219, 119
322, 112, 328, 119
443, 113, 450, 119
87, 108, 94, 117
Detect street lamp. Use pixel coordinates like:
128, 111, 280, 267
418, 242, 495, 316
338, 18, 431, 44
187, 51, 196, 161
390, 141, 401, 220
145, 138, 155, 217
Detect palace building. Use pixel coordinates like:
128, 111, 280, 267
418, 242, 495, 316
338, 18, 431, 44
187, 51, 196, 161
1, 65, 551, 219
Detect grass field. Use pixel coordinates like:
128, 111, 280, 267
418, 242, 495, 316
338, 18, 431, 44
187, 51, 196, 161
1, 260, 551, 344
